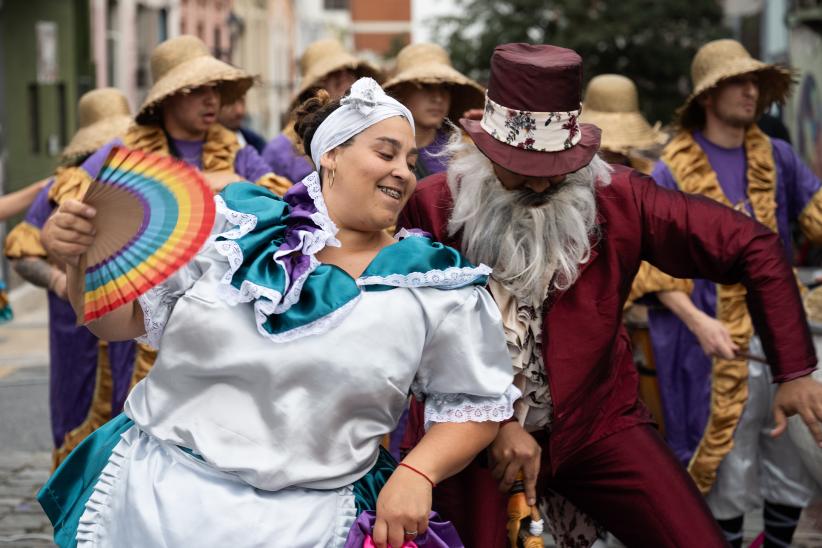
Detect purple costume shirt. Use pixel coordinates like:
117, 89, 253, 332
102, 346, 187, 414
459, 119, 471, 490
414, 128, 449, 181
262, 134, 313, 184
648, 132, 822, 465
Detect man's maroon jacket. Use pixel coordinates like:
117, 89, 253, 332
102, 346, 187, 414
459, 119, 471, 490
398, 166, 816, 472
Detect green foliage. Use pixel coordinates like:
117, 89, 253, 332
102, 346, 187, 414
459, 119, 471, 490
432, 0, 731, 124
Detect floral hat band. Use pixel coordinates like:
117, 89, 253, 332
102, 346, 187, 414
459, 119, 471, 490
479, 93, 582, 152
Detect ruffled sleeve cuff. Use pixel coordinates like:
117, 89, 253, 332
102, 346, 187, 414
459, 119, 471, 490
47, 167, 92, 206
4, 221, 46, 259
422, 385, 521, 431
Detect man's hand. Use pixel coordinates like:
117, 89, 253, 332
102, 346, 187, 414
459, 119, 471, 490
489, 421, 541, 506
203, 170, 243, 192
42, 199, 96, 267
688, 311, 739, 359
772, 374, 822, 446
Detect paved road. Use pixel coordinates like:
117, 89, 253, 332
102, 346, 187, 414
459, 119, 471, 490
0, 286, 54, 546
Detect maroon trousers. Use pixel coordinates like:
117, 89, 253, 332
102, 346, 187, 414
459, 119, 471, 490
432, 425, 728, 548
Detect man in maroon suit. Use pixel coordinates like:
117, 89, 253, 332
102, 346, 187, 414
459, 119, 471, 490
398, 43, 822, 548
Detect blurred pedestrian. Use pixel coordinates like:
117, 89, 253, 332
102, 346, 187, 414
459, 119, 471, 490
59, 35, 291, 203
3, 88, 145, 466
262, 38, 381, 184
384, 43, 484, 181
639, 38, 822, 548
218, 94, 267, 153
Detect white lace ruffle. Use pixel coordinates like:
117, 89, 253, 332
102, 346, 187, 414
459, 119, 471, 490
213, 195, 257, 241
302, 172, 341, 248
76, 426, 136, 546
213, 185, 346, 342
393, 227, 426, 240
331, 485, 358, 548
422, 385, 521, 431
252, 293, 361, 344
357, 264, 492, 290
136, 285, 175, 349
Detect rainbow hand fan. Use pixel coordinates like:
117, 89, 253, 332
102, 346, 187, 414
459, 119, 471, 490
76, 146, 215, 324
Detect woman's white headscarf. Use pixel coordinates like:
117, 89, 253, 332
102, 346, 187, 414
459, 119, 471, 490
309, 77, 415, 168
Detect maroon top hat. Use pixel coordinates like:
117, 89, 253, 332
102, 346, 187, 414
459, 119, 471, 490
461, 43, 602, 177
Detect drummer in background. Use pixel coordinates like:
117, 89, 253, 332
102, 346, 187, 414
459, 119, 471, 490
578, 74, 678, 432
634, 39, 822, 548
261, 38, 381, 184
384, 43, 484, 181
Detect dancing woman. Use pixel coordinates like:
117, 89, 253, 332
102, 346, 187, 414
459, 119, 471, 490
38, 78, 518, 548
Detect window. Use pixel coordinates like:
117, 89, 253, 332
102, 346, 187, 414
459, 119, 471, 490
324, 0, 348, 10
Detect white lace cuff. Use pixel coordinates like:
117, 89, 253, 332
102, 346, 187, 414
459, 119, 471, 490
136, 285, 177, 349
423, 385, 521, 431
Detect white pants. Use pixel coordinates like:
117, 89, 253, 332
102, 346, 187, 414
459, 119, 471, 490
76, 426, 357, 547
706, 338, 814, 519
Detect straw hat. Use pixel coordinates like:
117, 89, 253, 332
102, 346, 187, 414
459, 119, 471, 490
61, 88, 132, 161
383, 43, 485, 123
296, 38, 381, 98
579, 74, 666, 153
136, 35, 253, 124
677, 39, 794, 129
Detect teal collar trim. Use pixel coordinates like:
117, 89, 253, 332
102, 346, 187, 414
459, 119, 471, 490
213, 178, 490, 342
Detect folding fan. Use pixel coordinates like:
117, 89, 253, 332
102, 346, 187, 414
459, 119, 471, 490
76, 146, 215, 323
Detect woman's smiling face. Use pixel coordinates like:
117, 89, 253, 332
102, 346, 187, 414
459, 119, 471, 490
320, 116, 418, 232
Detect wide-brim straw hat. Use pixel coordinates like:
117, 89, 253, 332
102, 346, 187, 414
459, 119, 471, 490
579, 74, 667, 153
677, 39, 794, 129
61, 87, 133, 161
383, 43, 485, 123
296, 38, 382, 99
136, 35, 253, 124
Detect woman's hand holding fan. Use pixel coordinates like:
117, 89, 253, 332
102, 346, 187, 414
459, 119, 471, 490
59, 147, 216, 324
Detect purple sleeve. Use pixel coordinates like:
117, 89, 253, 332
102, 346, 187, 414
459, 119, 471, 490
772, 138, 822, 220
24, 179, 56, 229
79, 138, 124, 179
234, 145, 274, 183
262, 135, 313, 183
650, 160, 678, 191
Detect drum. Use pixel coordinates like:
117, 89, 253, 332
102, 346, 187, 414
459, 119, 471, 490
624, 304, 666, 435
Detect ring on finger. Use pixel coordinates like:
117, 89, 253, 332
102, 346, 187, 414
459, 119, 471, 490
403, 530, 418, 539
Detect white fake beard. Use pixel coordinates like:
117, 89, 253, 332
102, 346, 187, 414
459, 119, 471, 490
446, 141, 612, 303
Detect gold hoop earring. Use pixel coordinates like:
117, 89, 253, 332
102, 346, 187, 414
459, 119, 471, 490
328, 169, 336, 188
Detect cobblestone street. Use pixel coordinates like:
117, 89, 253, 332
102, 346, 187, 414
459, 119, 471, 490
0, 286, 54, 547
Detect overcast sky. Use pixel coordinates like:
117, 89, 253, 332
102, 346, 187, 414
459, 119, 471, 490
411, 0, 458, 43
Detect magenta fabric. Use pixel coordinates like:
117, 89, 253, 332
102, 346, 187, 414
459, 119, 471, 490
344, 511, 463, 548
647, 133, 822, 465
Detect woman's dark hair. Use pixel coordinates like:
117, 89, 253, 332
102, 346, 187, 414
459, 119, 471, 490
293, 90, 347, 158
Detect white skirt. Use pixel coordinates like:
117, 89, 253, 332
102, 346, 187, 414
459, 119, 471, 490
76, 426, 357, 547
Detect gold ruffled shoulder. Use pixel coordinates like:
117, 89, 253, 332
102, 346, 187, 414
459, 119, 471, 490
48, 167, 93, 206
4, 221, 46, 259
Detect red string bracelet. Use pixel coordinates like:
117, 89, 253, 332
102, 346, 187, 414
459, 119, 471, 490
398, 462, 436, 488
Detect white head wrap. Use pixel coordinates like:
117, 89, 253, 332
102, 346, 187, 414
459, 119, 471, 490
309, 77, 415, 168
